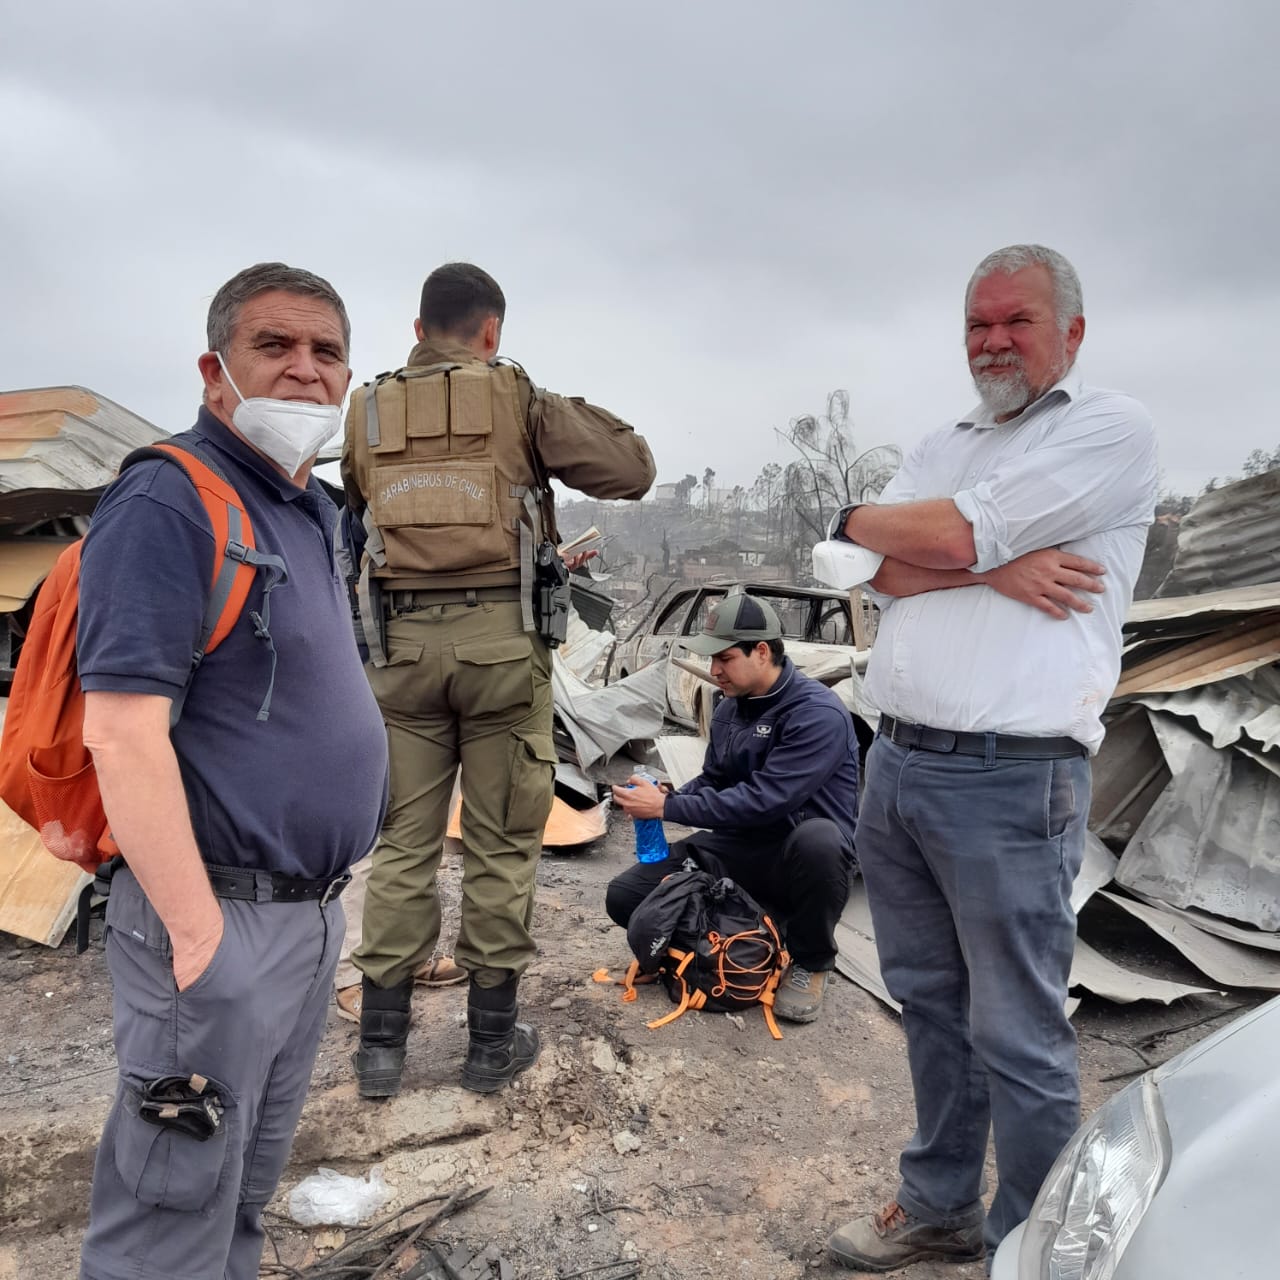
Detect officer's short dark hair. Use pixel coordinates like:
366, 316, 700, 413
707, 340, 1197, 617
419, 263, 506, 340
733, 637, 785, 666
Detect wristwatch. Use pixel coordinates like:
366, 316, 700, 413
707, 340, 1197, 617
828, 503, 863, 542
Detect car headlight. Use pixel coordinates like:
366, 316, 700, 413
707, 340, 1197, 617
1019, 1074, 1171, 1280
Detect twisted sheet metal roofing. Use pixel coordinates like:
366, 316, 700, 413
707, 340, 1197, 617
0, 386, 164, 525
1157, 468, 1280, 596
1117, 712, 1280, 932
1127, 581, 1280, 629
1114, 612, 1280, 696
1118, 583, 1280, 698
1136, 667, 1280, 758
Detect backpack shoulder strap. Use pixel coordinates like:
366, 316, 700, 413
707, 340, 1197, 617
121, 440, 255, 657
120, 440, 288, 720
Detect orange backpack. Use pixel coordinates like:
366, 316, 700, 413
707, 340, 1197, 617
0, 441, 277, 874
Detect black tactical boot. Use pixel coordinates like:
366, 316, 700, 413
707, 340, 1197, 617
353, 976, 414, 1099
460, 973, 541, 1094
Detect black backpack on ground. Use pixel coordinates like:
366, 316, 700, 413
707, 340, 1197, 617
622, 868, 789, 1039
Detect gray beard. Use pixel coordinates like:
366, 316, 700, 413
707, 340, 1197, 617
973, 366, 1034, 419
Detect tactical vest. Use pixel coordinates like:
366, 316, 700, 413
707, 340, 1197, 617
346, 360, 552, 587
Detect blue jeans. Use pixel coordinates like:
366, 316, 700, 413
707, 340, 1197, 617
855, 735, 1089, 1253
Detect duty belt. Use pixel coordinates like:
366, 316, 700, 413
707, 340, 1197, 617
878, 715, 1085, 760
204, 862, 352, 905
387, 586, 523, 612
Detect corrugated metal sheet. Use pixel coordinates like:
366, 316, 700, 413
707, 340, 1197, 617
1157, 468, 1280, 596
1135, 667, 1280, 757
570, 580, 615, 631
1127, 582, 1280, 629
1101, 891, 1280, 989
1114, 612, 1280, 696
1089, 705, 1170, 846
0, 386, 165, 525
1116, 713, 1280, 931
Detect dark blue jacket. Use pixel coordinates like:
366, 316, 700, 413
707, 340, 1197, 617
663, 657, 858, 844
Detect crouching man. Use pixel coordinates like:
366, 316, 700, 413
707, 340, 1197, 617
606, 592, 858, 1022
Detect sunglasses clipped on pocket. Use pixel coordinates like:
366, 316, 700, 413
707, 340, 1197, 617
138, 1073, 225, 1142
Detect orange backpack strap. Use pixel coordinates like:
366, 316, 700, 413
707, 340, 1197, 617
120, 442, 289, 720
759, 921, 789, 1040
645, 948, 699, 1030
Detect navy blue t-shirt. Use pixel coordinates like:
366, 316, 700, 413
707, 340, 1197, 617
77, 409, 388, 879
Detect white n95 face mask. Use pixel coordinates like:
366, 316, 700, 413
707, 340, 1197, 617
216, 353, 341, 477
811, 539, 885, 590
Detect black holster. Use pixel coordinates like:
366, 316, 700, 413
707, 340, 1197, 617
534, 540, 570, 647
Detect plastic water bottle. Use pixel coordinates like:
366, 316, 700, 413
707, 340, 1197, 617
630, 769, 670, 863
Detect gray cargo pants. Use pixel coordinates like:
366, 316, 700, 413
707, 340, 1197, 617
80, 868, 343, 1280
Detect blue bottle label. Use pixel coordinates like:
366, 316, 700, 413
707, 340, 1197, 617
634, 817, 669, 863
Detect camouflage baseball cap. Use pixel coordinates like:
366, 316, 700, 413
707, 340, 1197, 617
681, 592, 782, 655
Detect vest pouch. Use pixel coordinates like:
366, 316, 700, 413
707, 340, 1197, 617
398, 367, 492, 458
404, 375, 448, 452
368, 460, 511, 573
367, 380, 407, 455
446, 366, 494, 456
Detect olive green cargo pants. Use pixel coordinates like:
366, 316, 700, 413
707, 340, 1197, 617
353, 599, 555, 989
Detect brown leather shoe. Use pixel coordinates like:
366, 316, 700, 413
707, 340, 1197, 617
828, 1201, 984, 1272
772, 963, 830, 1023
335, 984, 362, 1023
337, 958, 464, 1022
415, 955, 467, 987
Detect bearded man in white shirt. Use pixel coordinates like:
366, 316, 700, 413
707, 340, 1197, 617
824, 244, 1158, 1272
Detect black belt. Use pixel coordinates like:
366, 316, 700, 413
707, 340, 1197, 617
879, 715, 1085, 760
204, 863, 351, 905
387, 586, 523, 612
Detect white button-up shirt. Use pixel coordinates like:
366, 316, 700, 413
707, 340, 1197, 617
862, 369, 1158, 753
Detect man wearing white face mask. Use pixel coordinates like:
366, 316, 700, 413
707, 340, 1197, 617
77, 263, 389, 1280
214, 348, 344, 476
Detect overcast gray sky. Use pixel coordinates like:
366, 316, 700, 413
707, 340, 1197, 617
2, 1, 1276, 498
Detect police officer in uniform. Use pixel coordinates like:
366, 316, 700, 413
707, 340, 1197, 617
341, 262, 655, 1096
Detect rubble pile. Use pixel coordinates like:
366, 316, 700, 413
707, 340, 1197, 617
835, 469, 1280, 1006
1076, 468, 1280, 994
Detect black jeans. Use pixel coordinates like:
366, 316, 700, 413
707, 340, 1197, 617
604, 818, 855, 969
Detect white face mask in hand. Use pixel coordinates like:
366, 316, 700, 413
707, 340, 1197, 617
215, 353, 341, 478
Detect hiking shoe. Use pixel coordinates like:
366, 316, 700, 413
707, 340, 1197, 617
416, 955, 466, 987
827, 1201, 984, 1272
337, 957, 465, 1021
335, 984, 362, 1023
773, 964, 829, 1023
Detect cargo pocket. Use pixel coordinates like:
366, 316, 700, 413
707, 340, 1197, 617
113, 1076, 234, 1213
366, 635, 427, 714
454, 634, 534, 713
505, 730, 557, 838
382, 637, 425, 668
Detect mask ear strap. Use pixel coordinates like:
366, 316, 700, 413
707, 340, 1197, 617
215, 351, 247, 406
